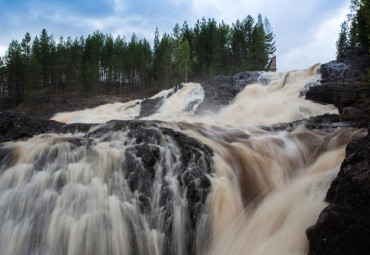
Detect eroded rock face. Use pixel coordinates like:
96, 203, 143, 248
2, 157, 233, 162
0, 118, 214, 255
139, 96, 165, 118
0, 111, 64, 143
196, 71, 266, 114
305, 48, 370, 114
306, 131, 370, 255
88, 120, 213, 253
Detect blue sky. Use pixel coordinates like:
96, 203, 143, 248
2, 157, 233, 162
0, 0, 350, 72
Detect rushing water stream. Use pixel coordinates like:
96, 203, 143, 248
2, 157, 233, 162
0, 66, 366, 254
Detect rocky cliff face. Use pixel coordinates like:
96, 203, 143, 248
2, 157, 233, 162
305, 48, 370, 255
305, 48, 370, 117
306, 131, 370, 255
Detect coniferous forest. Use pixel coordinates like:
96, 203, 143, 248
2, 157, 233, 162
0, 14, 276, 109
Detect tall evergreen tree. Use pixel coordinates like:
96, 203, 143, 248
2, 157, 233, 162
0, 15, 278, 107
336, 21, 350, 57
180, 39, 191, 82
159, 34, 172, 88
5, 40, 25, 107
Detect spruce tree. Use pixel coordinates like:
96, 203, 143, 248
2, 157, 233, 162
336, 21, 349, 57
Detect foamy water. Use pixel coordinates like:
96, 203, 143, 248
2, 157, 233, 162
1, 66, 364, 255
52, 66, 337, 127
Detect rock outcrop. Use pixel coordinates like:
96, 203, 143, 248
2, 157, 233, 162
305, 48, 370, 115
306, 131, 370, 255
79, 120, 214, 253
0, 111, 64, 143
305, 47, 370, 255
196, 71, 268, 114
0, 117, 214, 254
139, 96, 165, 117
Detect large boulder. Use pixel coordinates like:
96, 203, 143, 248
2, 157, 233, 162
306, 131, 370, 255
196, 71, 267, 114
305, 48, 370, 114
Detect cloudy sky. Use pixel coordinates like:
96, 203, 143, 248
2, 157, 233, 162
0, 0, 350, 72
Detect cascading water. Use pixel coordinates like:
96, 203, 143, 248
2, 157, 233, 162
0, 66, 366, 255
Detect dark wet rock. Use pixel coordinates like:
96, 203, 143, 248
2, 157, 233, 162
167, 83, 185, 98
196, 75, 237, 114
87, 120, 213, 253
306, 131, 370, 255
0, 111, 64, 143
320, 61, 350, 84
300, 81, 320, 97
305, 47, 370, 114
263, 112, 370, 133
196, 71, 265, 114
233, 71, 265, 86
184, 99, 202, 112
139, 96, 165, 118
62, 123, 97, 133
305, 82, 367, 113
139, 83, 186, 118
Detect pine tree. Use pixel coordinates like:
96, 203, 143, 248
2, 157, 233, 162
0, 57, 6, 109
5, 40, 25, 107
263, 17, 276, 61
336, 21, 349, 57
159, 34, 173, 88
153, 28, 161, 81
180, 39, 191, 82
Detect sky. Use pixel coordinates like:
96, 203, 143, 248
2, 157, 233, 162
0, 0, 350, 72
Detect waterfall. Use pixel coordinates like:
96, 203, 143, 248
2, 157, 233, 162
1, 66, 365, 254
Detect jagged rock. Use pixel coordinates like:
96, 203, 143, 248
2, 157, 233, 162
139, 96, 165, 117
233, 71, 265, 87
305, 47, 370, 113
320, 62, 350, 84
139, 83, 187, 118
306, 82, 365, 112
196, 71, 266, 114
87, 120, 213, 252
62, 122, 97, 133
167, 83, 185, 98
0, 111, 64, 143
306, 131, 370, 255
1, 117, 214, 254
196, 75, 238, 114
300, 81, 321, 97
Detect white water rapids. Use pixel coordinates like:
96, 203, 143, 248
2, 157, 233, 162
0, 66, 366, 255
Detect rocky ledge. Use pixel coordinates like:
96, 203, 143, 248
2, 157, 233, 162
0, 111, 64, 143
305, 48, 370, 122
306, 131, 370, 255
305, 47, 370, 255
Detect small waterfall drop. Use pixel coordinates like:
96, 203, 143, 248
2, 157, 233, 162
1, 66, 366, 254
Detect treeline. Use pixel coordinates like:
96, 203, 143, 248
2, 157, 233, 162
0, 14, 276, 109
336, 0, 369, 56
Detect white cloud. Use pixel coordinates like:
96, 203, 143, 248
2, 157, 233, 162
113, 0, 126, 11
278, 2, 349, 72
0, 45, 7, 57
